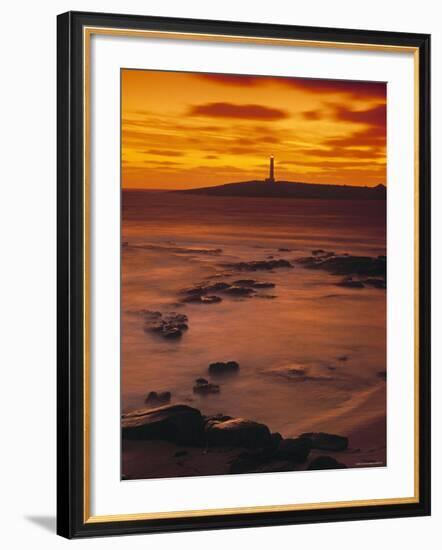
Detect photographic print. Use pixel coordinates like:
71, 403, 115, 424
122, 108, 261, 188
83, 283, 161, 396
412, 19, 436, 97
57, 12, 431, 537
120, 69, 387, 480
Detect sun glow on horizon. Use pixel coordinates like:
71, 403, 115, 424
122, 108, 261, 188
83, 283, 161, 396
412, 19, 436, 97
121, 70, 386, 190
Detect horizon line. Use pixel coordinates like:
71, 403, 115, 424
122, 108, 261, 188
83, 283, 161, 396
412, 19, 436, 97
122, 180, 387, 192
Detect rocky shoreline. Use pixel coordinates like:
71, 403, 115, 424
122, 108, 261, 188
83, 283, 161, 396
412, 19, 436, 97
122, 403, 350, 478
122, 246, 386, 480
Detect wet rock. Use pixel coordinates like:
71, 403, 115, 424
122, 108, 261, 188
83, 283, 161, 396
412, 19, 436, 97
308, 456, 347, 470
143, 311, 189, 339
224, 259, 293, 271
161, 326, 183, 339
204, 282, 231, 292
224, 286, 255, 296
275, 437, 312, 463
205, 418, 272, 449
181, 279, 275, 303
336, 276, 365, 289
182, 294, 222, 304
122, 404, 205, 445
145, 391, 171, 406
300, 432, 348, 452
208, 361, 240, 376
193, 379, 220, 395
312, 249, 335, 258
232, 279, 256, 286
204, 414, 232, 424
363, 278, 386, 289
252, 281, 275, 289
296, 253, 386, 278
268, 432, 283, 451
232, 279, 275, 289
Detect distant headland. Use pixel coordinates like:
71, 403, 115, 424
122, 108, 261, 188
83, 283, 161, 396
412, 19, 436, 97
176, 156, 386, 200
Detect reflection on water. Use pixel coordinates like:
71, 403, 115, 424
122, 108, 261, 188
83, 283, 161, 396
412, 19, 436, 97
121, 191, 386, 441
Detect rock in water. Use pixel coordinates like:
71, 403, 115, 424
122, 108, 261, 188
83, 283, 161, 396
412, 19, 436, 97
223, 286, 255, 296
275, 437, 312, 463
224, 259, 293, 271
307, 456, 347, 470
363, 278, 386, 289
182, 294, 222, 304
193, 379, 220, 395
143, 311, 189, 339
145, 391, 171, 406
205, 417, 271, 448
299, 432, 348, 452
336, 276, 365, 289
122, 404, 204, 445
296, 253, 386, 278
208, 361, 240, 376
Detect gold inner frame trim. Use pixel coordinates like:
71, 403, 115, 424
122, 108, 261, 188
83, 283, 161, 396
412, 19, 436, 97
82, 26, 420, 524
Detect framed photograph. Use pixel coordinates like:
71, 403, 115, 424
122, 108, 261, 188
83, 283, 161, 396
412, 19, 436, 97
57, 11, 431, 538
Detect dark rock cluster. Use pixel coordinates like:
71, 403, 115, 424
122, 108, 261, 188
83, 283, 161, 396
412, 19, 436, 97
141, 310, 189, 339
193, 378, 220, 395
180, 279, 275, 304
122, 404, 349, 473
299, 432, 349, 452
122, 404, 205, 445
223, 259, 293, 271
208, 361, 240, 376
145, 391, 171, 406
296, 250, 386, 289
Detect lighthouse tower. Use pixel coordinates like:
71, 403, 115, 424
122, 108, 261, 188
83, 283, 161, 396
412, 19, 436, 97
265, 155, 275, 184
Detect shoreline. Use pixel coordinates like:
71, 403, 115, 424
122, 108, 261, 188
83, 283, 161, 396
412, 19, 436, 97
122, 383, 386, 480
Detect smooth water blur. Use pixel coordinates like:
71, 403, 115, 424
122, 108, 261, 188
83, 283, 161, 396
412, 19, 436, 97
121, 190, 386, 439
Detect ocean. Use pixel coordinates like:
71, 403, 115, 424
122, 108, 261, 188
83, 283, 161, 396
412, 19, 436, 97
121, 190, 386, 464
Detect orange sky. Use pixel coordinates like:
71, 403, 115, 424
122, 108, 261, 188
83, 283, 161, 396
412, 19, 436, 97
121, 69, 386, 189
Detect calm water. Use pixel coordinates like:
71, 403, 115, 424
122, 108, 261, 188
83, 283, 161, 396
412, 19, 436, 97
121, 190, 386, 440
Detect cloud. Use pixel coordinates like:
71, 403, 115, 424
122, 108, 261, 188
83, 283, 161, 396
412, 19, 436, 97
334, 104, 386, 127
145, 160, 183, 167
195, 73, 386, 101
143, 149, 184, 157
227, 146, 258, 155
257, 135, 280, 144
284, 78, 387, 100
204, 154, 218, 159
298, 145, 384, 160
324, 126, 386, 148
189, 102, 289, 120
195, 74, 261, 86
302, 109, 323, 121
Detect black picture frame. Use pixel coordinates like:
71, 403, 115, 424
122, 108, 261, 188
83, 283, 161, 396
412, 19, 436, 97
57, 10, 431, 539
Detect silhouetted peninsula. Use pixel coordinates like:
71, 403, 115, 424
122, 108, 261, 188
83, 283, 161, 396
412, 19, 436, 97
177, 180, 386, 200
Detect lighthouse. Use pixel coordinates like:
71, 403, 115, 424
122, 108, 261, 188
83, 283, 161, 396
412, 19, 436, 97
266, 155, 275, 184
